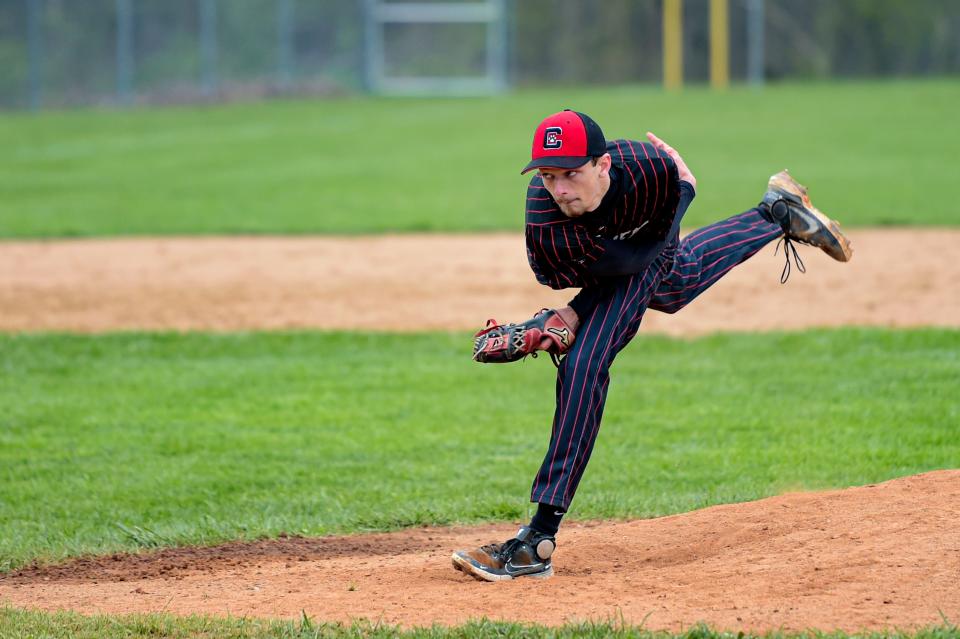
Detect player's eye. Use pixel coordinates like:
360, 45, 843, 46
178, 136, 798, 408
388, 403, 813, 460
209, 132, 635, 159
566, 171, 578, 178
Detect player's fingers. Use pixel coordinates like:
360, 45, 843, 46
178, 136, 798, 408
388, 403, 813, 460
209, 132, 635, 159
647, 131, 677, 158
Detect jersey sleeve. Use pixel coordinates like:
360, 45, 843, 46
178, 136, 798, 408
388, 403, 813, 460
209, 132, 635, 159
611, 140, 682, 242
585, 180, 695, 277
524, 178, 604, 290
525, 223, 604, 289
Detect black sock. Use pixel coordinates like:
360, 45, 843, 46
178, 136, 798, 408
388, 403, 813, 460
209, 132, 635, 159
529, 502, 565, 537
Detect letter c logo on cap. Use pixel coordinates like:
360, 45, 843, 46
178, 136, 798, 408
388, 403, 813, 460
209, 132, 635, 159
543, 127, 562, 150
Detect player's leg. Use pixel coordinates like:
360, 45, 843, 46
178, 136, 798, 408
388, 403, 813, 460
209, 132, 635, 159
528, 241, 678, 511
649, 208, 781, 314
452, 248, 677, 582
650, 170, 853, 314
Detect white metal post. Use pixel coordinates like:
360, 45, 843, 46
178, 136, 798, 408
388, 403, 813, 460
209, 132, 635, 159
364, 0, 509, 96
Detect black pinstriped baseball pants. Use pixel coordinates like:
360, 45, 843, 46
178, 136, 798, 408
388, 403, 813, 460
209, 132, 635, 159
530, 208, 783, 509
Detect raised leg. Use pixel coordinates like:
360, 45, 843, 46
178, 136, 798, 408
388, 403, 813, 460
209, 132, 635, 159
649, 208, 782, 314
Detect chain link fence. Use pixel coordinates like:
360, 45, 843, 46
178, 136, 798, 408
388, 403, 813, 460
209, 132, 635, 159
1, 0, 958, 109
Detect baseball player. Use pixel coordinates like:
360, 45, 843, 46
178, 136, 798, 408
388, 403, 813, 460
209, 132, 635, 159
452, 109, 853, 582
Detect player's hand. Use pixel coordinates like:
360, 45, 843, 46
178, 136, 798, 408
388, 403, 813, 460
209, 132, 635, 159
646, 132, 696, 191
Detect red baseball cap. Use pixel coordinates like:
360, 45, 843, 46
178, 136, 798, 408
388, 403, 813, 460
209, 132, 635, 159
521, 109, 607, 174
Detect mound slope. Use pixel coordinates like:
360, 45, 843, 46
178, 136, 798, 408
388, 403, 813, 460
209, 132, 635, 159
2, 471, 958, 632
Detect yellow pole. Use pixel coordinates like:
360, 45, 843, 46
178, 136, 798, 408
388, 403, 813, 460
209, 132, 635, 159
663, 0, 682, 90
710, 0, 729, 89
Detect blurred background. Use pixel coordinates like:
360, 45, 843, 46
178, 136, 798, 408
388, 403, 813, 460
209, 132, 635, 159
2, 0, 959, 110
1, 0, 958, 237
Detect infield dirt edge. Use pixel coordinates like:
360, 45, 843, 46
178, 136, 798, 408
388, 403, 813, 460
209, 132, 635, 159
2, 470, 958, 633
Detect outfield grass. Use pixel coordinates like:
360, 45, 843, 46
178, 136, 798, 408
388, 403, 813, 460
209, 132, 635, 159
1, 608, 958, 639
1, 79, 958, 237
1, 328, 957, 571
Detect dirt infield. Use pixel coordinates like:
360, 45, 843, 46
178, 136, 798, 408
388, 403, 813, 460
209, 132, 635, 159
2, 229, 958, 631
2, 471, 958, 632
1, 229, 958, 334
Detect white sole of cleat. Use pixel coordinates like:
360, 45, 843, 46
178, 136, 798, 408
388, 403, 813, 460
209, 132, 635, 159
451, 552, 554, 582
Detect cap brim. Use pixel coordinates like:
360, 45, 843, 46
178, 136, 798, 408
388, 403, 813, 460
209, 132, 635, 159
520, 156, 590, 175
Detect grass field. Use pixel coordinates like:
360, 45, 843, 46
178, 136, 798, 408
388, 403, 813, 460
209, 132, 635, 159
3, 79, 959, 638
2, 328, 957, 572
1, 79, 958, 237
1, 607, 958, 639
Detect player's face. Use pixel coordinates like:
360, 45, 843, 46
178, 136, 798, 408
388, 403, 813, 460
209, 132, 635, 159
538, 155, 610, 218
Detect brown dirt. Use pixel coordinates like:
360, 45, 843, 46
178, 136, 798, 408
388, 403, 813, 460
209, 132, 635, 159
2, 230, 958, 631
1, 229, 958, 334
2, 471, 958, 632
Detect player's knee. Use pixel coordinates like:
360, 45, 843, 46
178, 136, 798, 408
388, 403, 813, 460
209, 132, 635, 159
651, 300, 683, 314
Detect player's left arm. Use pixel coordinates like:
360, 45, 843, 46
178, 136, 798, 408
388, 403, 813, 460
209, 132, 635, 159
542, 134, 699, 327
586, 181, 695, 277
585, 132, 695, 278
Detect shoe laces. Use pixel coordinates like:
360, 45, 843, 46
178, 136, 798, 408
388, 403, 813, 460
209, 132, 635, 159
774, 235, 806, 284
481, 536, 524, 560
527, 346, 563, 367
525, 348, 562, 368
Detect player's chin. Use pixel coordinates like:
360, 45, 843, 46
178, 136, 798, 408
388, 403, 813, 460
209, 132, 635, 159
559, 205, 585, 218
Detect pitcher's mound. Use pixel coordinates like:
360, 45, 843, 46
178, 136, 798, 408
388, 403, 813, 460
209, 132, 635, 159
3, 471, 958, 632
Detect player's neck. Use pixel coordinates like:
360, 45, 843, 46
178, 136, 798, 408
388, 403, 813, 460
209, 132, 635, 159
584, 172, 612, 214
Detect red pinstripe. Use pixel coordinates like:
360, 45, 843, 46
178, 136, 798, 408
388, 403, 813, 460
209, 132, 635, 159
561, 225, 574, 261
659, 219, 779, 285
613, 140, 639, 230
538, 250, 674, 505
531, 227, 564, 288
653, 227, 781, 309
626, 140, 650, 218
700, 224, 777, 258
683, 212, 757, 246
639, 143, 661, 219
533, 295, 613, 496
527, 219, 572, 227
545, 227, 576, 288
560, 254, 676, 504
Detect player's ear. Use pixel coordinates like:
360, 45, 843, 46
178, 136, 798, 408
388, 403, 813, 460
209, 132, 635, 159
598, 153, 612, 177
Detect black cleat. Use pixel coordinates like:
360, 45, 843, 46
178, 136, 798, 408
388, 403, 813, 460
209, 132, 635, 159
451, 526, 555, 582
762, 169, 853, 263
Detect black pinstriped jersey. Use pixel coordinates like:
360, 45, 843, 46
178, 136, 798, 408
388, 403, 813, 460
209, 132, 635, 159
525, 139, 681, 290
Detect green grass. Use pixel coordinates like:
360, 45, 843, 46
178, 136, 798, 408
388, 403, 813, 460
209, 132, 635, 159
1, 78, 958, 237
0, 608, 957, 639
1, 328, 957, 571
